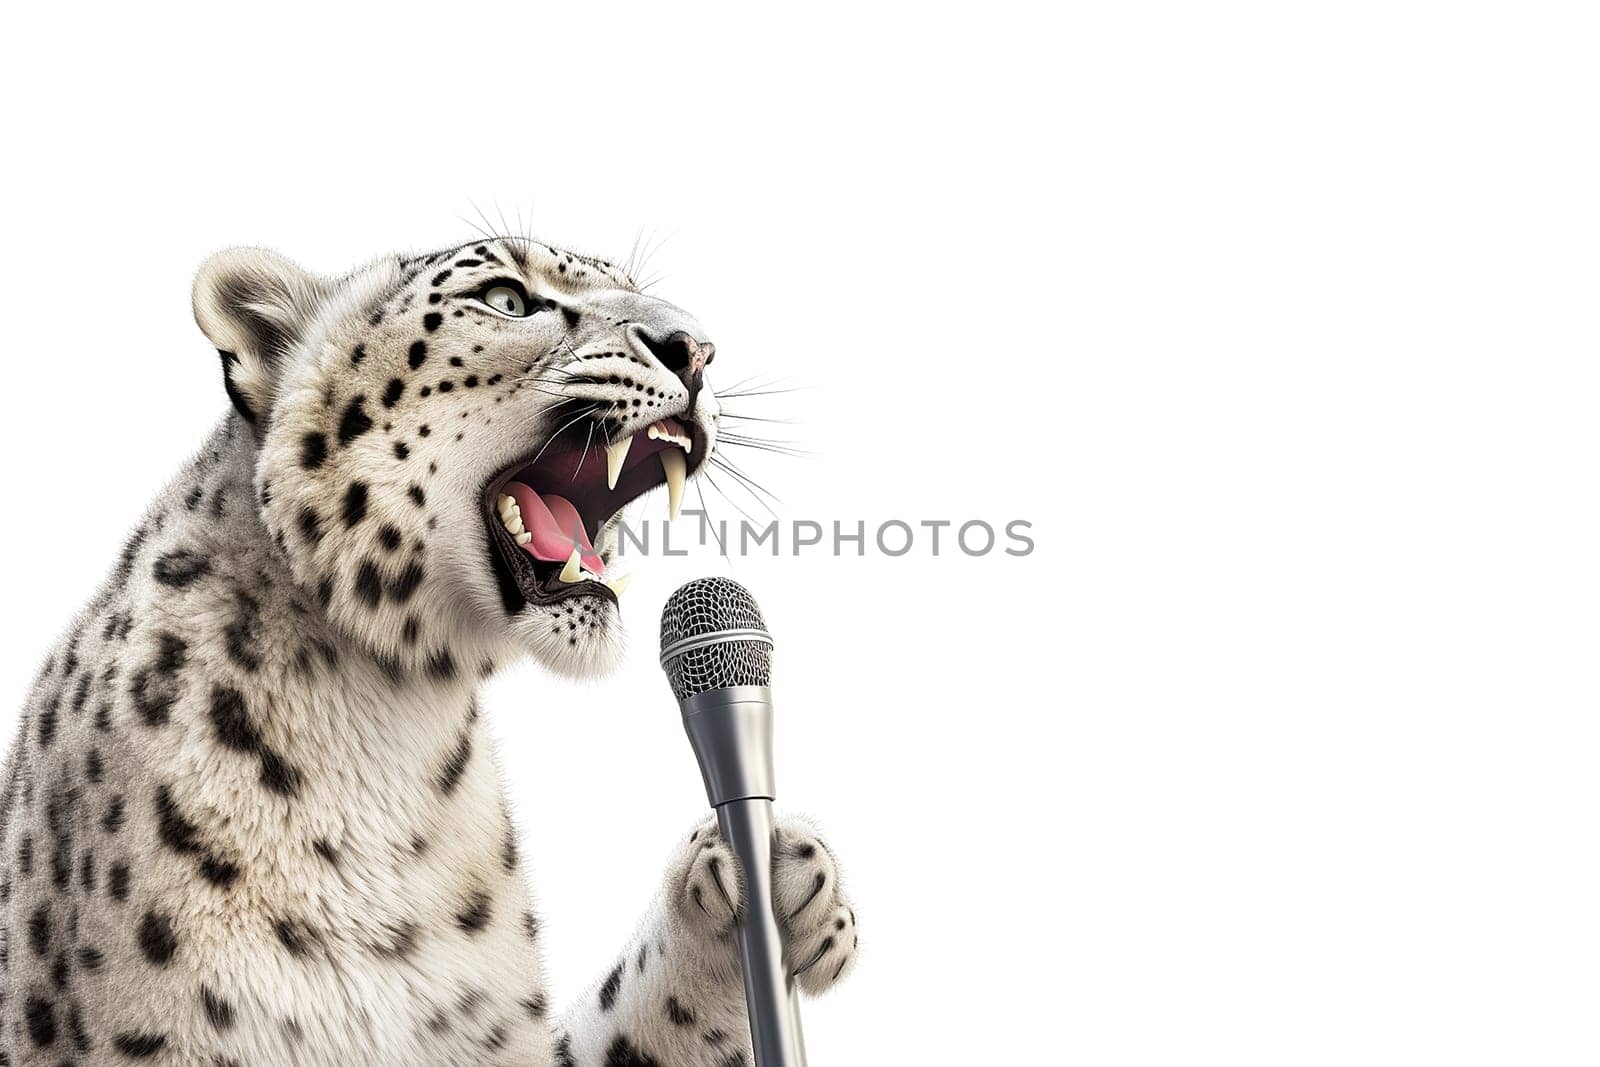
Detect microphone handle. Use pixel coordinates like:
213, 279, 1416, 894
679, 684, 808, 1065
716, 796, 808, 1067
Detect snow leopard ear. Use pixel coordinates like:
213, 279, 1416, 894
193, 248, 328, 429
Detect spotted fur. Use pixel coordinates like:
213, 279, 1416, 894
0, 238, 856, 1064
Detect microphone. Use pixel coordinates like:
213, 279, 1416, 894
660, 578, 808, 1067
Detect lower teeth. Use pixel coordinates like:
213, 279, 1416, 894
498, 495, 627, 595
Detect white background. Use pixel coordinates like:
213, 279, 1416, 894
2, 3, 1595, 1063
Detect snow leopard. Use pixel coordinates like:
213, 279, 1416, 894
0, 236, 856, 1065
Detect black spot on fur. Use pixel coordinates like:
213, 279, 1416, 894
223, 593, 262, 672
666, 996, 695, 1026
301, 432, 328, 469
436, 728, 472, 794
154, 785, 239, 888
423, 312, 443, 331
388, 561, 425, 603
604, 1034, 661, 1066
371, 919, 419, 959
209, 686, 302, 797
27, 905, 50, 956
202, 986, 236, 1030
152, 549, 211, 588
382, 377, 405, 407
354, 561, 383, 608
338, 396, 374, 446
456, 890, 492, 933
107, 862, 131, 900
409, 340, 428, 369
112, 1032, 167, 1057
408, 484, 426, 507
102, 610, 134, 642
343, 482, 369, 527
112, 524, 149, 589
35, 694, 58, 748
65, 1001, 91, 1053
70, 674, 91, 715
103, 794, 126, 832
24, 993, 57, 1047
129, 633, 187, 727
298, 507, 323, 545
378, 524, 403, 552
274, 918, 317, 958
137, 910, 177, 966
599, 962, 625, 1012
426, 649, 456, 680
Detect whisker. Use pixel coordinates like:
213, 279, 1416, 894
717, 440, 812, 458
712, 386, 811, 400
693, 478, 733, 560
516, 369, 583, 385
527, 406, 599, 468
716, 433, 811, 453
469, 201, 503, 244
572, 418, 597, 483
522, 388, 581, 404
718, 432, 808, 448
711, 456, 786, 509
705, 467, 780, 523
714, 372, 794, 396
455, 212, 498, 245
700, 469, 765, 527
625, 228, 646, 287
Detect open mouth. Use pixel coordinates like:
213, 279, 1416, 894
483, 417, 699, 611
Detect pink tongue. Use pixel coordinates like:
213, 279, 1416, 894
505, 483, 605, 575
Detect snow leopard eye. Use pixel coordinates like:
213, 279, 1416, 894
481, 283, 529, 317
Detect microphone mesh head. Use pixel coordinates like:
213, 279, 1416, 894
660, 577, 772, 700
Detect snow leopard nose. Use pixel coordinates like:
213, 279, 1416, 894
636, 328, 716, 410
651, 330, 715, 379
